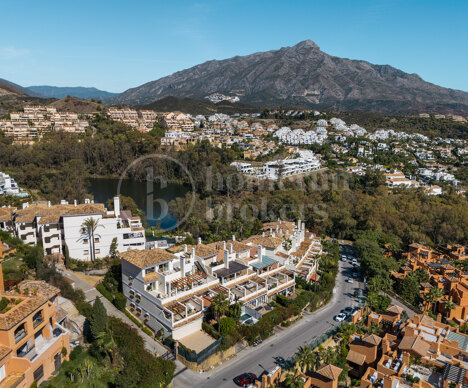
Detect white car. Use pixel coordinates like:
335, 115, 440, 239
347, 278, 354, 284
341, 256, 347, 262
351, 259, 358, 265
334, 313, 347, 322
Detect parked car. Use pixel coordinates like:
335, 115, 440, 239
343, 307, 354, 316
253, 339, 263, 347
234, 373, 257, 387
347, 278, 354, 284
341, 256, 347, 262
275, 356, 286, 364
334, 313, 347, 322
351, 259, 358, 265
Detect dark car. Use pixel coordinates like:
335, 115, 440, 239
234, 373, 257, 386
342, 307, 353, 316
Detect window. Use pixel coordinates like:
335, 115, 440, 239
94, 237, 100, 243
84, 250, 89, 255
54, 352, 61, 371
136, 307, 142, 316
95, 248, 101, 254
33, 365, 44, 382
0, 365, 5, 381
33, 310, 43, 328
130, 303, 135, 311
83, 239, 88, 245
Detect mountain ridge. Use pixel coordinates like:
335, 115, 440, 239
26, 85, 119, 100
114, 40, 468, 115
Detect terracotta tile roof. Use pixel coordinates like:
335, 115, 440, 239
187, 244, 220, 258
15, 202, 105, 223
363, 334, 382, 346
243, 235, 283, 249
167, 245, 184, 253
120, 248, 176, 268
387, 305, 404, 314
415, 314, 436, 327
205, 240, 252, 254
37, 215, 61, 224
0, 280, 59, 330
399, 336, 430, 357
263, 220, 296, 233
0, 207, 12, 222
0, 344, 11, 361
316, 364, 342, 381
420, 282, 433, 289
346, 349, 366, 365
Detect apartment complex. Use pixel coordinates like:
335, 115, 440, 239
161, 112, 195, 132
120, 220, 320, 340
347, 304, 468, 388
0, 270, 70, 388
107, 108, 156, 132
0, 106, 88, 142
1, 196, 145, 261
391, 243, 468, 323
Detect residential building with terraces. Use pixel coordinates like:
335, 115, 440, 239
391, 242, 468, 324
0, 196, 145, 261
0, 265, 70, 388
120, 220, 321, 340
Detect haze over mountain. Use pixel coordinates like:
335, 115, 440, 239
114, 40, 468, 114
26, 85, 119, 100
0, 78, 42, 97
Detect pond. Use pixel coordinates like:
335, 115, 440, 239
87, 177, 189, 230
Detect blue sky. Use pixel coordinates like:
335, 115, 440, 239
1, 0, 467, 93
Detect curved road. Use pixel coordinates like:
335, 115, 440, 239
174, 245, 362, 388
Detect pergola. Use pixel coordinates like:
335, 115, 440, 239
170, 271, 207, 290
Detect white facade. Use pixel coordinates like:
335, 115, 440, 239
13, 197, 145, 260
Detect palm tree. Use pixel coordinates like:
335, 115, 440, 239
96, 328, 118, 366
284, 369, 305, 388
81, 217, 104, 262
211, 293, 229, 333
443, 299, 456, 320
229, 295, 242, 322
296, 346, 312, 372
428, 287, 444, 313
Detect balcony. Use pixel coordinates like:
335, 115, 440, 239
33, 316, 43, 328
14, 329, 26, 343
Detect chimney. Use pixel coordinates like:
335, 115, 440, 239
74, 199, 77, 207
197, 237, 202, 245
191, 247, 196, 259
184, 244, 187, 253
91, 200, 94, 204
0, 261, 4, 293
272, 232, 275, 238
230, 243, 233, 254
47, 201, 51, 208
180, 257, 185, 277
224, 249, 229, 268
276, 225, 279, 232
262, 231, 265, 237
223, 241, 226, 250
114, 196, 120, 217
232, 235, 236, 241
22, 202, 29, 209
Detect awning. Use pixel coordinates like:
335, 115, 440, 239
250, 256, 277, 270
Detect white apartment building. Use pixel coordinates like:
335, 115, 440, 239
12, 197, 145, 260
121, 220, 318, 339
0, 172, 20, 196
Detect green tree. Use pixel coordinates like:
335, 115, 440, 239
398, 275, 420, 305
443, 300, 456, 320
219, 317, 236, 336
211, 293, 229, 333
90, 297, 108, 340
80, 217, 104, 262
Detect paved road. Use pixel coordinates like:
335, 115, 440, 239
174, 244, 363, 388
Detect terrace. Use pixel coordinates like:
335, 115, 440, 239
164, 296, 204, 324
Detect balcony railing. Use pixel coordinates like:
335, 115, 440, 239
15, 329, 26, 343
33, 317, 43, 328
